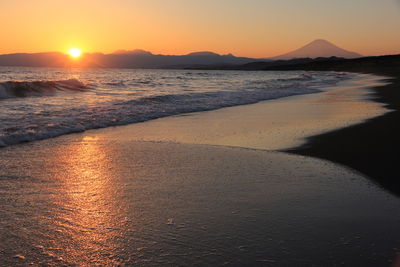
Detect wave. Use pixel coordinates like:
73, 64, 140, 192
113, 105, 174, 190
0, 79, 89, 99
0, 86, 320, 147
0, 70, 352, 147
276, 73, 313, 82
104, 81, 125, 87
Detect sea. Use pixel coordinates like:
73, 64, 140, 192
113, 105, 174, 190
0, 66, 352, 146
1, 66, 399, 266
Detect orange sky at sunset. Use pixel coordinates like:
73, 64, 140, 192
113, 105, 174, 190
0, 0, 399, 58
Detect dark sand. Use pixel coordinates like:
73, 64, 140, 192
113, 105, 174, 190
287, 77, 400, 196
278, 56, 400, 196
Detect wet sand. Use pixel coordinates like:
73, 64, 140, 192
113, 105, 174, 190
288, 76, 400, 196
87, 74, 386, 151
0, 73, 399, 266
1, 139, 399, 266
259, 54, 400, 196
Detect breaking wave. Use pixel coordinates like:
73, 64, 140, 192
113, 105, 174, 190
0, 69, 353, 147
0, 87, 320, 147
0, 79, 88, 99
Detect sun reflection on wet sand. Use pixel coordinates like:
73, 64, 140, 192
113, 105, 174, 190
46, 135, 127, 265
0, 137, 399, 265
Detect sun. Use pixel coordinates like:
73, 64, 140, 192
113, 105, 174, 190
68, 48, 82, 59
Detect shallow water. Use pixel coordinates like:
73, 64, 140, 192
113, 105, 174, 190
0, 138, 399, 266
88, 74, 387, 151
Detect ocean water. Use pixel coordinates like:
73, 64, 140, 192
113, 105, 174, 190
0, 66, 351, 146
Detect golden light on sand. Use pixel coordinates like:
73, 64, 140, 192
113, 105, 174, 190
68, 48, 82, 59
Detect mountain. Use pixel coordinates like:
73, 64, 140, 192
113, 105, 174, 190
0, 40, 363, 69
186, 51, 220, 56
0, 52, 70, 67
273, 39, 362, 59
112, 49, 153, 55
0, 51, 261, 69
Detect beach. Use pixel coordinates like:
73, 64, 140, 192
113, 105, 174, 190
87, 74, 386, 151
289, 76, 400, 196
268, 55, 400, 196
1, 72, 399, 266
1, 0, 399, 265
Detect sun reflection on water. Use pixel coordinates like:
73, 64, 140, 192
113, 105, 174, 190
47, 135, 126, 265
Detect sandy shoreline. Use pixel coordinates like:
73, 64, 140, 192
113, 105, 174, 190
82, 73, 387, 151
288, 74, 400, 196
0, 72, 399, 266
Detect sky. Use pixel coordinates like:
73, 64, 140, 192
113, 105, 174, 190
0, 0, 399, 58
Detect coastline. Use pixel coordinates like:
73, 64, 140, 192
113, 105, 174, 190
272, 59, 400, 196
0, 71, 399, 265
80, 70, 400, 195
287, 76, 400, 196
79, 72, 387, 151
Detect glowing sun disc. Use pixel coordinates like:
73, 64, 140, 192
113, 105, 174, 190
68, 48, 82, 58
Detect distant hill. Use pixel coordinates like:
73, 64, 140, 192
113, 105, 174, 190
0, 52, 70, 67
250, 54, 400, 76
273, 39, 362, 59
0, 40, 365, 69
184, 56, 350, 70
186, 51, 220, 56
112, 49, 153, 55
0, 51, 261, 69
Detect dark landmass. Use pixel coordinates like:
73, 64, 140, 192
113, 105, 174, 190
0, 52, 71, 67
184, 56, 346, 70
0, 39, 362, 69
0, 51, 262, 69
265, 55, 400, 196
258, 54, 400, 76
